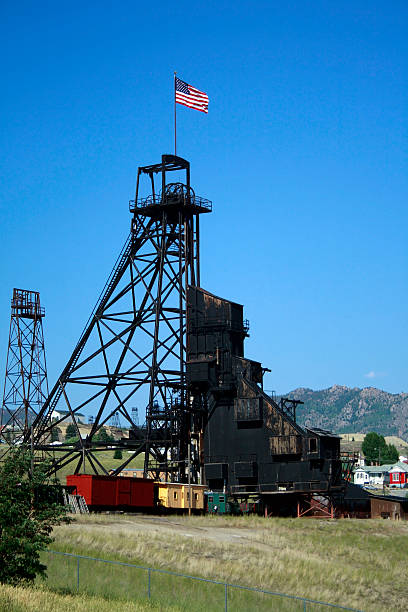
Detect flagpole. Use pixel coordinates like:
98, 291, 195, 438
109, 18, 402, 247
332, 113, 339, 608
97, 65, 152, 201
174, 71, 177, 155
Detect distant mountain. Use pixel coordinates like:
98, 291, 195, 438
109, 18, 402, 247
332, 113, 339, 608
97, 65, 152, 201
283, 385, 408, 442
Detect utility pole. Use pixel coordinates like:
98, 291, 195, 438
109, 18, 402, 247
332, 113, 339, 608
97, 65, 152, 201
188, 442, 191, 517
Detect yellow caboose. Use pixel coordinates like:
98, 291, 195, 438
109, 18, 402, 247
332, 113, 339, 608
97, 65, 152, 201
156, 482, 206, 512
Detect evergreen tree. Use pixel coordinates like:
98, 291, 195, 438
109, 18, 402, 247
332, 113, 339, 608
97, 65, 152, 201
0, 448, 69, 585
65, 424, 77, 440
362, 432, 399, 465
50, 426, 61, 442
382, 443, 399, 464
113, 449, 123, 460
95, 427, 114, 443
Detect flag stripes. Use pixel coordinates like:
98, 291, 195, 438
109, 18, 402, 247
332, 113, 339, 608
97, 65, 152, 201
175, 77, 208, 113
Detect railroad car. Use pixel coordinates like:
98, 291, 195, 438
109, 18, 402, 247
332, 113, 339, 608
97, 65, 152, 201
156, 482, 206, 512
66, 475, 208, 513
66, 474, 155, 511
205, 491, 238, 514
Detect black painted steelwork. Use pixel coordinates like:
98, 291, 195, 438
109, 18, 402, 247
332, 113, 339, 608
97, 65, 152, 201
25, 155, 210, 481
14, 154, 344, 511
1, 289, 49, 444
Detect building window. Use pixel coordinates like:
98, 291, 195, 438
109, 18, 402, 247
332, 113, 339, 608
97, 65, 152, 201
309, 438, 317, 453
194, 493, 199, 501
174, 491, 178, 500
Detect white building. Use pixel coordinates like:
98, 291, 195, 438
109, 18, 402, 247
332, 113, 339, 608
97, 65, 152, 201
51, 409, 86, 424
353, 464, 395, 488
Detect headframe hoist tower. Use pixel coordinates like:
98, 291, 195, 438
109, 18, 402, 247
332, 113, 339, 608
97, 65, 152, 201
28, 155, 212, 481
1, 289, 49, 444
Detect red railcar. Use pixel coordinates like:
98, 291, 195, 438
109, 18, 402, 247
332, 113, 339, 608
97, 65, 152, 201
66, 474, 155, 510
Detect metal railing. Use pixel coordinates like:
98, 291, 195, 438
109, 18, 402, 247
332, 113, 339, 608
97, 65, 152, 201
129, 194, 212, 213
45, 550, 362, 612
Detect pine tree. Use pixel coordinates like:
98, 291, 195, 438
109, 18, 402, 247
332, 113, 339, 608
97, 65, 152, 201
50, 426, 62, 442
382, 443, 399, 464
95, 427, 114, 443
65, 423, 77, 440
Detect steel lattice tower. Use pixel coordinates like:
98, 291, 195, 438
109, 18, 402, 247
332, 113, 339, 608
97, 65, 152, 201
28, 155, 211, 481
1, 289, 49, 444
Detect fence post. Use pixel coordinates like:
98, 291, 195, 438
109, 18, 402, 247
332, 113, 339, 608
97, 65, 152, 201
224, 583, 228, 612
147, 568, 151, 599
76, 557, 80, 592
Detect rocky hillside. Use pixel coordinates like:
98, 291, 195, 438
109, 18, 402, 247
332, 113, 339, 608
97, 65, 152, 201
284, 385, 408, 442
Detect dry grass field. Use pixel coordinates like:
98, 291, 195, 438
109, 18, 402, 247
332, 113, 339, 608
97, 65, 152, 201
339, 434, 408, 454
48, 513, 408, 612
0, 583, 181, 612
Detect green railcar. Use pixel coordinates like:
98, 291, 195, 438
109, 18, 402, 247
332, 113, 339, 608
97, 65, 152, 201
205, 491, 239, 514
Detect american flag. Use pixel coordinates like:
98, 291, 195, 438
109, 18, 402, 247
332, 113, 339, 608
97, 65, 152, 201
175, 77, 208, 113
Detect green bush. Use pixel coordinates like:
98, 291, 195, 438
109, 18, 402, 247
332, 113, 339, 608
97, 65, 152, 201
0, 448, 70, 586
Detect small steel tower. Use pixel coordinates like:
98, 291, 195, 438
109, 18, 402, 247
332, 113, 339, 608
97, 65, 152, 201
1, 289, 49, 444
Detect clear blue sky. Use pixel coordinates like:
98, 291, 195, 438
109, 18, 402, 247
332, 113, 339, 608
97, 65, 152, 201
1, 1, 407, 397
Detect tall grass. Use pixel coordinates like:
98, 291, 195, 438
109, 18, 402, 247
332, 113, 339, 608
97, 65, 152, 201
0, 583, 180, 612
50, 514, 408, 611
41, 550, 307, 612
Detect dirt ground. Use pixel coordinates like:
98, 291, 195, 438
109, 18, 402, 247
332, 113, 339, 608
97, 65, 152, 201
82, 514, 266, 546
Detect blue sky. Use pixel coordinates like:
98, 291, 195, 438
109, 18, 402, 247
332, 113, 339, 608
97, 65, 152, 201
1, 1, 407, 397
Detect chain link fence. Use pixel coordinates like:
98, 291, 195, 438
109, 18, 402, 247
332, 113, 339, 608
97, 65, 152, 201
43, 550, 362, 612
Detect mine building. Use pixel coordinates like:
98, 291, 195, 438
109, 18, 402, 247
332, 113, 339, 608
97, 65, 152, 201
187, 285, 343, 514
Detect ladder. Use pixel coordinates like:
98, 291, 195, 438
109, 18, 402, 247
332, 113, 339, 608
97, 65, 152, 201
63, 489, 89, 514
77, 495, 89, 514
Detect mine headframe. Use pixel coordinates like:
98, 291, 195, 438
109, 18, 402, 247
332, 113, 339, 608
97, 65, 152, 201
26, 155, 211, 481
1, 289, 49, 445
